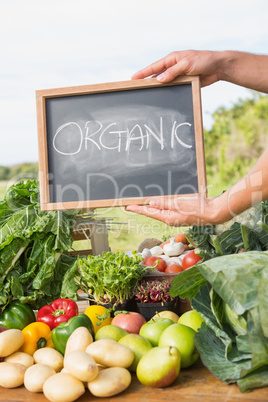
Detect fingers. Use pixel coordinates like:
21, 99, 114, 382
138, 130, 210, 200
131, 60, 168, 80
149, 196, 199, 215
125, 204, 158, 216
125, 204, 180, 226
131, 52, 180, 80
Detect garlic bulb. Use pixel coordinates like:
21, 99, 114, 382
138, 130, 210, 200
141, 248, 152, 259
163, 237, 185, 257
150, 245, 164, 256
168, 256, 183, 265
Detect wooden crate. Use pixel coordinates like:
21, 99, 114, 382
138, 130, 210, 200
70, 215, 110, 256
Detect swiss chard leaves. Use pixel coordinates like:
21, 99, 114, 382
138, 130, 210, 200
0, 180, 78, 311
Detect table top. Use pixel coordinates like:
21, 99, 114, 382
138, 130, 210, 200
1, 361, 267, 402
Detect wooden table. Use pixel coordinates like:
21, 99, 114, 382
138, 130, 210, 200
1, 361, 267, 402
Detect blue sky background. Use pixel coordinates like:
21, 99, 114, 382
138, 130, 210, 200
1, 0, 267, 166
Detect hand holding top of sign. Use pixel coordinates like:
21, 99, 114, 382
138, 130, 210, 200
132, 50, 268, 93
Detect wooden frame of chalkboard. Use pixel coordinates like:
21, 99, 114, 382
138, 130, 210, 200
36, 76, 206, 211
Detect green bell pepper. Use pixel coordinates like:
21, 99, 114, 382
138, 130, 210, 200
0, 300, 36, 330
51, 313, 94, 355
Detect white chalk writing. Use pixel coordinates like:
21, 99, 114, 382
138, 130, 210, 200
53, 117, 192, 156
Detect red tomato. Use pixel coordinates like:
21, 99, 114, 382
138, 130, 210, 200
143, 256, 167, 272
164, 264, 184, 274
182, 250, 203, 270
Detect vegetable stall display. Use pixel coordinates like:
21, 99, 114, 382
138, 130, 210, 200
0, 179, 268, 398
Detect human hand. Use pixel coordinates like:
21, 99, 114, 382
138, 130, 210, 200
125, 195, 225, 227
131, 50, 222, 87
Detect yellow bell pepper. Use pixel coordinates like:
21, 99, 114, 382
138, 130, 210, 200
20, 321, 54, 356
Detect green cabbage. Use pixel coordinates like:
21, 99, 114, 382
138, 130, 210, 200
170, 251, 268, 392
223, 302, 247, 336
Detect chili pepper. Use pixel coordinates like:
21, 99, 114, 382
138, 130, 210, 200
37, 298, 79, 330
0, 300, 36, 330
19, 321, 54, 356
51, 313, 94, 355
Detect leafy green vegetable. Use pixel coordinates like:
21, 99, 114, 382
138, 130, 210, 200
0, 180, 78, 311
185, 202, 268, 259
170, 251, 268, 392
223, 302, 247, 336
76, 250, 146, 306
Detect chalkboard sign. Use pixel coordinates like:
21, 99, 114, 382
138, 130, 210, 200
36, 76, 206, 211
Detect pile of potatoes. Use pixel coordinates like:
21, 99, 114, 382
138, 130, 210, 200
0, 327, 134, 402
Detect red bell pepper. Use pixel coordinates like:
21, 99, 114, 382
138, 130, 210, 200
37, 298, 79, 330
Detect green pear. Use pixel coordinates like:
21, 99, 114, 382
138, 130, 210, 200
136, 346, 181, 387
151, 311, 180, 323
158, 323, 199, 368
139, 318, 174, 347
95, 324, 128, 342
177, 310, 204, 332
118, 333, 153, 372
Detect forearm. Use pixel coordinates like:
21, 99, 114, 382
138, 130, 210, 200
218, 51, 268, 93
212, 148, 268, 223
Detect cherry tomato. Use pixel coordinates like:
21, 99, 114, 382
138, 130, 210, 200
143, 256, 167, 272
164, 264, 184, 274
182, 250, 203, 270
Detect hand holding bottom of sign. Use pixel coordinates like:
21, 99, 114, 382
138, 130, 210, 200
126, 148, 268, 227
125, 195, 227, 227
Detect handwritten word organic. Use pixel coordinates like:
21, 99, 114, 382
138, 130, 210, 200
53, 117, 193, 156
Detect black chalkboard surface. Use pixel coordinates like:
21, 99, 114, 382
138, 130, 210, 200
36, 77, 206, 211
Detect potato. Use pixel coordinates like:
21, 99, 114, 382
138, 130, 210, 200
24, 363, 56, 392
33, 347, 64, 372
88, 367, 131, 397
65, 326, 93, 356
61, 365, 88, 386
64, 350, 98, 382
86, 339, 134, 368
43, 372, 85, 402
0, 329, 24, 357
0, 362, 26, 388
5, 351, 34, 368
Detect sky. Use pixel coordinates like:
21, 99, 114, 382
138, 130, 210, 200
1, 0, 268, 167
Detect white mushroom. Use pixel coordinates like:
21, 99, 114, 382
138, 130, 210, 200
163, 238, 185, 257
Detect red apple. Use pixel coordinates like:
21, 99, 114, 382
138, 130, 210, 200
111, 312, 146, 334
